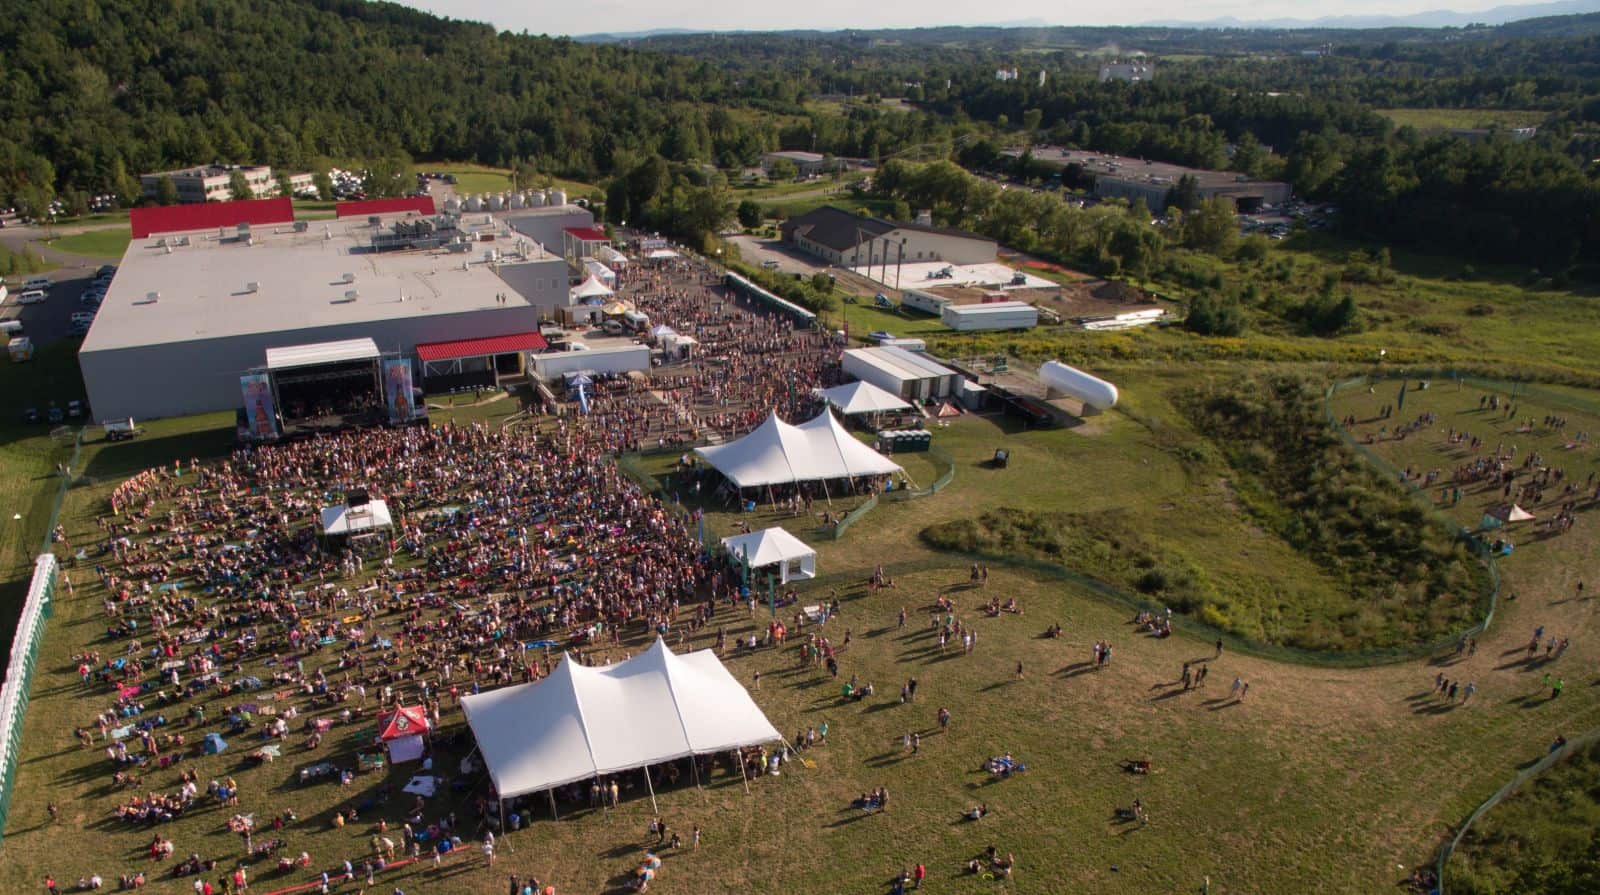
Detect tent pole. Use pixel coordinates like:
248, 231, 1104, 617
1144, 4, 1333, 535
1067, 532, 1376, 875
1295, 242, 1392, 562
501, 797, 513, 853
739, 750, 751, 795
821, 477, 833, 507
644, 765, 660, 814
548, 788, 559, 821
691, 754, 702, 790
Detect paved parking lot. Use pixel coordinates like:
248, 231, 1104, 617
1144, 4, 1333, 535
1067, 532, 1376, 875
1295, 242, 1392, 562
3, 269, 100, 347
725, 234, 833, 276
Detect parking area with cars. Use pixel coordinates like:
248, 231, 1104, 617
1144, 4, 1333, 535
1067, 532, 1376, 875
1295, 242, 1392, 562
2, 264, 110, 347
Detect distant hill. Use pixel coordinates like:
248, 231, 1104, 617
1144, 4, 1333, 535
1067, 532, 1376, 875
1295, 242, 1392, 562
1145, 0, 1600, 29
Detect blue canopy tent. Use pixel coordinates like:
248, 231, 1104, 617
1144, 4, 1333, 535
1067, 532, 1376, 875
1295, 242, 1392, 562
202, 732, 228, 755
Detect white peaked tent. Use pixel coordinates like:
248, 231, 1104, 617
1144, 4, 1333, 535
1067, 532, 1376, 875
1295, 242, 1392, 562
460, 639, 782, 805
570, 275, 614, 300
817, 380, 914, 416
695, 409, 903, 489
320, 500, 393, 536
722, 527, 817, 583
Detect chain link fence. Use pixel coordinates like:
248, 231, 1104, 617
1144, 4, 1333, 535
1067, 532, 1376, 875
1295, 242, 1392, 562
1435, 730, 1600, 893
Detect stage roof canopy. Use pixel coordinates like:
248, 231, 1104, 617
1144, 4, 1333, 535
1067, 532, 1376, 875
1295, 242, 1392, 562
266, 338, 380, 371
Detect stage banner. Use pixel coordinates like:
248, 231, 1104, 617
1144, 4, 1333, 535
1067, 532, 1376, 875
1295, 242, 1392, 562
239, 373, 278, 440
383, 359, 415, 423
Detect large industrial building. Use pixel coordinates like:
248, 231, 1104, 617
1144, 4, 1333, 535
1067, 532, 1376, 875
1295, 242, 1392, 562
80, 199, 573, 421
780, 206, 998, 267
1003, 147, 1292, 211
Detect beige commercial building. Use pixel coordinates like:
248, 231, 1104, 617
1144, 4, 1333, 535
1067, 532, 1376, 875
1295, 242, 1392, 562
140, 165, 315, 204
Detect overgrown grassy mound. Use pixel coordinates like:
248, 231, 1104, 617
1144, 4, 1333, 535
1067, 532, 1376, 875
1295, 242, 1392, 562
923, 374, 1491, 652
1450, 740, 1600, 895
1176, 374, 1490, 648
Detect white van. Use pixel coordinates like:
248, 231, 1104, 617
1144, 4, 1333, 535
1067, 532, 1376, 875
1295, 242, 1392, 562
15, 290, 46, 305
0, 320, 23, 336
21, 277, 50, 292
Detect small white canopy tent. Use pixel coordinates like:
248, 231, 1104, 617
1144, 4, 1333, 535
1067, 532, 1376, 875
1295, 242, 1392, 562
596, 245, 629, 267
817, 380, 914, 416
722, 527, 817, 583
695, 409, 903, 489
320, 499, 393, 536
460, 639, 782, 805
645, 248, 679, 260
570, 276, 614, 300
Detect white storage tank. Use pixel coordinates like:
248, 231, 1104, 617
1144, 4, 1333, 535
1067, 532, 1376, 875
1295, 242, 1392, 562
442, 196, 461, 214
488, 193, 505, 211
509, 192, 525, 209
1039, 361, 1118, 411
465, 194, 484, 212
529, 190, 546, 207
548, 188, 567, 207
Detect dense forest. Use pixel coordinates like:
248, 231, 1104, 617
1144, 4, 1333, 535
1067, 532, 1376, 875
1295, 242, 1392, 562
4, 1, 1600, 268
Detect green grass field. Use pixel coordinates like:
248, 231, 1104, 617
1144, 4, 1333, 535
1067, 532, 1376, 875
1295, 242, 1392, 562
5, 237, 1600, 891
44, 227, 132, 258
411, 163, 599, 200
1377, 109, 1549, 130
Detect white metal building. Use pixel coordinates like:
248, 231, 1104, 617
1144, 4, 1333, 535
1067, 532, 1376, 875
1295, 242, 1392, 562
841, 346, 963, 401
942, 301, 1039, 332
79, 212, 569, 421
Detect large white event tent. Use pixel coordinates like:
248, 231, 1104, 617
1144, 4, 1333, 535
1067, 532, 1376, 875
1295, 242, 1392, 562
460, 638, 782, 816
722, 527, 817, 583
695, 409, 903, 489
817, 380, 913, 416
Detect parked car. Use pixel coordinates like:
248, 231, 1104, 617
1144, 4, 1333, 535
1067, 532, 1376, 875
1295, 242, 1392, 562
104, 418, 144, 442
761, 259, 781, 269
15, 289, 47, 304
46, 404, 63, 423
21, 407, 39, 424
66, 400, 83, 419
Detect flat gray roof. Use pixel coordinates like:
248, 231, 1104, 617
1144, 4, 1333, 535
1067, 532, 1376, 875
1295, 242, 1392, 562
844, 346, 956, 382
1005, 146, 1288, 192
81, 214, 561, 353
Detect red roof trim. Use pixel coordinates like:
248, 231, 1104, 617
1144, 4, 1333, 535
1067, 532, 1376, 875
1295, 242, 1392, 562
416, 332, 548, 362
563, 226, 610, 242
129, 198, 295, 239
336, 197, 437, 218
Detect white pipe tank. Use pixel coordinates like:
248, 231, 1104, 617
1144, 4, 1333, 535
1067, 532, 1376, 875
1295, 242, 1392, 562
1039, 361, 1118, 411
548, 188, 567, 207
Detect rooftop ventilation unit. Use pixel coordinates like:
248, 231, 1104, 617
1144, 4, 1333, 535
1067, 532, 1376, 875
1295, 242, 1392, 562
246, 282, 260, 293
342, 272, 356, 284
293, 220, 309, 233
368, 215, 382, 227
136, 291, 159, 305
155, 237, 167, 247
175, 236, 190, 246
164, 245, 173, 254
344, 289, 359, 301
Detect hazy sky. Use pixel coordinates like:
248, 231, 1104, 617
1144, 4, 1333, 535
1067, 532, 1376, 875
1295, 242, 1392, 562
391, 0, 1558, 36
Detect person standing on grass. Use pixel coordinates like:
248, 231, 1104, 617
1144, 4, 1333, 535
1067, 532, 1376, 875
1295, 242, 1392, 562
1240, 682, 1249, 701
938, 707, 951, 730
1214, 639, 1223, 659
46, 875, 59, 895
914, 863, 926, 889
1016, 661, 1024, 680
692, 825, 701, 849
1231, 677, 1242, 701
1552, 678, 1564, 699
911, 732, 920, 754
1464, 682, 1477, 703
